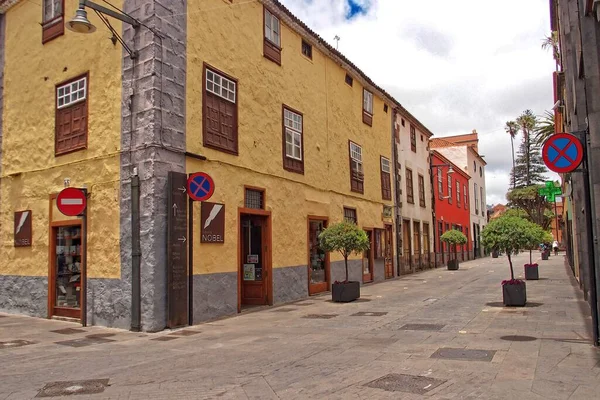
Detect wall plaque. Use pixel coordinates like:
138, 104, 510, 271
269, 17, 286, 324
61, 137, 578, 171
14, 210, 32, 247
200, 202, 225, 243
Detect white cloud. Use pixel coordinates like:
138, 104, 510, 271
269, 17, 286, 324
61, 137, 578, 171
280, 0, 557, 205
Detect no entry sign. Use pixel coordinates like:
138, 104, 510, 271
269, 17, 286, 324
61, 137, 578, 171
542, 133, 584, 173
57, 187, 87, 216
187, 172, 215, 202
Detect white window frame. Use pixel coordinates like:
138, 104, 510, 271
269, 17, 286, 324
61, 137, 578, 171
464, 184, 468, 207
380, 157, 391, 174
456, 182, 461, 204
480, 187, 485, 215
206, 69, 236, 103
57, 77, 87, 109
448, 175, 452, 198
437, 168, 443, 196
350, 142, 363, 175
474, 183, 479, 212
264, 9, 281, 47
284, 109, 302, 161
363, 89, 373, 114
43, 0, 62, 24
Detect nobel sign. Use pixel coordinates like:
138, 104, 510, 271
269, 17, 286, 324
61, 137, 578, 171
201, 202, 225, 243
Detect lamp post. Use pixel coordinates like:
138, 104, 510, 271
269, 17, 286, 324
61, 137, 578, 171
429, 163, 454, 268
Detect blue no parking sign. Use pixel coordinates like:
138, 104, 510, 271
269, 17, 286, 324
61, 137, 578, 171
542, 133, 584, 174
187, 172, 215, 202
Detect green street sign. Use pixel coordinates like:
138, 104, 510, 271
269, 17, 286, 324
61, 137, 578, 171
538, 181, 562, 202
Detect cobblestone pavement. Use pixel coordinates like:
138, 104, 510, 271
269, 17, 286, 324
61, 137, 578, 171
1, 253, 599, 399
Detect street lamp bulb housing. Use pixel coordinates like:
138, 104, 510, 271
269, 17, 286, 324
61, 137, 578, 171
447, 166, 455, 174
67, 8, 97, 34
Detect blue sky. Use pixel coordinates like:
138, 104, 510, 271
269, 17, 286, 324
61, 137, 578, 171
345, 0, 369, 19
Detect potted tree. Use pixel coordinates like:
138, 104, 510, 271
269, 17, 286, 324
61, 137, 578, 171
440, 229, 467, 270
525, 229, 551, 280
481, 216, 542, 307
319, 221, 370, 302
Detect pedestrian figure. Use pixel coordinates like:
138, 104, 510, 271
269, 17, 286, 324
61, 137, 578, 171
553, 240, 559, 256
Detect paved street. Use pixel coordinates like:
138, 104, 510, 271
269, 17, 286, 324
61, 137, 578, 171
1, 253, 599, 399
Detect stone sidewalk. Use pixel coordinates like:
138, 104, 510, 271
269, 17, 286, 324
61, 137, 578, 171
1, 253, 599, 399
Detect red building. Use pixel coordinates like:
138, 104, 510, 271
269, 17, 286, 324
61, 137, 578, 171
431, 151, 472, 264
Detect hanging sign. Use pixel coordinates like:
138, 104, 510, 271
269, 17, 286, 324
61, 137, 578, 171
200, 202, 225, 243
14, 210, 32, 247
542, 133, 584, 173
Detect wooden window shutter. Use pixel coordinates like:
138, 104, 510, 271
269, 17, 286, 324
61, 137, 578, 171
203, 66, 238, 155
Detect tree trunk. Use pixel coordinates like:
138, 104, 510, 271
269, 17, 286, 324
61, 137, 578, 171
344, 255, 349, 282
529, 249, 532, 265
511, 136, 516, 189
507, 252, 515, 280
525, 130, 531, 186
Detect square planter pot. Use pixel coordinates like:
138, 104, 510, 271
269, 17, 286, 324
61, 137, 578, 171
502, 281, 527, 307
524, 264, 539, 280
492, 251, 499, 258
447, 259, 459, 270
541, 251, 549, 260
332, 281, 360, 302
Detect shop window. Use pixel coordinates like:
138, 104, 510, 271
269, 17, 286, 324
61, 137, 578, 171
406, 168, 414, 204
349, 141, 364, 194
42, 0, 64, 43
410, 125, 417, 152
264, 7, 281, 64
245, 188, 265, 209
204, 65, 238, 154
418, 174, 426, 208
55, 74, 88, 155
380, 156, 392, 200
54, 226, 82, 309
344, 207, 357, 224
363, 89, 373, 126
283, 106, 304, 174
301, 39, 312, 59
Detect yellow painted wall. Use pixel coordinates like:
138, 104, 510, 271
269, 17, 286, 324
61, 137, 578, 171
186, 0, 394, 275
0, 0, 122, 279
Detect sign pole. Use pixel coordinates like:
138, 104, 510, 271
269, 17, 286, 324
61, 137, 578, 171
80, 188, 88, 327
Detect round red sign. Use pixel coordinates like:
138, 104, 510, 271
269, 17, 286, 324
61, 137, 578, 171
57, 187, 87, 216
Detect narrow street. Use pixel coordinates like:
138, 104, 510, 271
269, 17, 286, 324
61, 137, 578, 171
1, 254, 599, 399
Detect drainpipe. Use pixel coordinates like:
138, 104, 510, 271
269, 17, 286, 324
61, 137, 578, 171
391, 108, 401, 276
131, 167, 141, 332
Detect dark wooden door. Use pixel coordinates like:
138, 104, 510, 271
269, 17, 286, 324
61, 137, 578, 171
51, 224, 84, 320
363, 230, 374, 282
241, 215, 267, 305
308, 219, 329, 295
384, 225, 393, 278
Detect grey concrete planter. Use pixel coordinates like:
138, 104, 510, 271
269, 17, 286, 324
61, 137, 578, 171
332, 281, 360, 302
447, 259, 459, 270
502, 281, 527, 307
524, 264, 539, 280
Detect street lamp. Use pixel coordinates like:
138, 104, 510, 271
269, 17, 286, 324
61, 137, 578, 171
67, 0, 140, 58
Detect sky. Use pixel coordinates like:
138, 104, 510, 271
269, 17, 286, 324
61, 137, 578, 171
278, 0, 560, 205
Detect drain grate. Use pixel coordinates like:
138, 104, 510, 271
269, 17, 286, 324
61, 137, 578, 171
85, 333, 116, 339
36, 379, 109, 397
55, 337, 115, 348
0, 339, 37, 349
51, 328, 86, 335
500, 335, 537, 342
351, 312, 388, 317
272, 308, 297, 312
303, 314, 338, 319
431, 347, 496, 362
365, 373, 446, 394
399, 323, 445, 331
169, 330, 201, 336
151, 336, 179, 342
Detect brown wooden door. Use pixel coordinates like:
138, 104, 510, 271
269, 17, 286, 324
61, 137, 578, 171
241, 215, 268, 305
363, 230, 374, 282
308, 219, 329, 295
402, 221, 412, 271
384, 225, 393, 278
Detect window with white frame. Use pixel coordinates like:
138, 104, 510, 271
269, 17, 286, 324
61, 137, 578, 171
264, 8, 281, 46
284, 109, 302, 161
363, 89, 373, 115
381, 157, 390, 173
480, 186, 485, 216
447, 175, 452, 204
474, 183, 479, 212
57, 77, 87, 109
350, 142, 363, 174
437, 167, 443, 199
456, 181, 461, 206
43, 0, 62, 23
206, 69, 236, 103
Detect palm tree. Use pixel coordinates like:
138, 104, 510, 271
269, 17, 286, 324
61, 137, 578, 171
516, 110, 537, 186
534, 111, 555, 146
542, 31, 560, 69
505, 121, 519, 189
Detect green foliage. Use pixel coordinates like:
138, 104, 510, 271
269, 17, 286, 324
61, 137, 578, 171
534, 110, 555, 146
481, 216, 547, 280
319, 221, 370, 281
506, 185, 553, 230
440, 229, 467, 245
510, 109, 548, 188
502, 208, 528, 219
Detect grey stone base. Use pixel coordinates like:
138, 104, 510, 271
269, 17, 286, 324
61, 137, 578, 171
331, 259, 364, 284
86, 278, 131, 330
273, 265, 308, 304
373, 259, 385, 282
192, 272, 237, 324
0, 275, 47, 318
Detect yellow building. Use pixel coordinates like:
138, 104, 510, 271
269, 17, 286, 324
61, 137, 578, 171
0, 0, 403, 330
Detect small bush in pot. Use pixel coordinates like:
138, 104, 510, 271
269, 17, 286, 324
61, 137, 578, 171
524, 225, 548, 280
319, 221, 370, 302
440, 229, 467, 270
482, 216, 545, 307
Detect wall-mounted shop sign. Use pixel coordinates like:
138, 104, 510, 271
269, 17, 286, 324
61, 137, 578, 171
14, 210, 32, 247
201, 202, 225, 243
